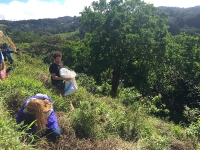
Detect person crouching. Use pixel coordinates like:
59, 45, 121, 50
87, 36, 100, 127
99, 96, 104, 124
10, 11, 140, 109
16, 94, 61, 140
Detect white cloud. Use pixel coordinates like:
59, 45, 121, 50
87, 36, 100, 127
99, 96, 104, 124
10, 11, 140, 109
63, 0, 94, 15
0, 0, 200, 21
0, 0, 94, 21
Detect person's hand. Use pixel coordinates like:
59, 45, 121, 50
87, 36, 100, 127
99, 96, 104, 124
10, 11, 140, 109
64, 78, 71, 81
15, 51, 19, 55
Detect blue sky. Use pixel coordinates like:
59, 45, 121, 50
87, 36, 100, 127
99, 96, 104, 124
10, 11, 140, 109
0, 0, 200, 21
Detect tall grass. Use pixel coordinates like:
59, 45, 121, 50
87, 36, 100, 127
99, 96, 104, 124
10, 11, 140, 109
0, 99, 35, 150
0, 53, 198, 149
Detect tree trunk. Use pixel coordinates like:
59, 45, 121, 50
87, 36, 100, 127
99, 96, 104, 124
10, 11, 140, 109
111, 66, 120, 98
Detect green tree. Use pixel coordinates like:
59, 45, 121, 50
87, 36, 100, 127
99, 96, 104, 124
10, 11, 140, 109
151, 33, 200, 123
12, 31, 40, 43
62, 39, 91, 72
80, 0, 168, 97
29, 35, 67, 63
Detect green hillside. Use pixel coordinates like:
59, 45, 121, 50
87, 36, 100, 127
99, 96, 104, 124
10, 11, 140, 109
1, 1, 200, 149
0, 50, 197, 150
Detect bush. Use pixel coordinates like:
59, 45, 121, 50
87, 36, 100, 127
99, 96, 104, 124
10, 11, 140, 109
76, 73, 98, 94
186, 118, 200, 143
71, 108, 97, 138
117, 87, 142, 106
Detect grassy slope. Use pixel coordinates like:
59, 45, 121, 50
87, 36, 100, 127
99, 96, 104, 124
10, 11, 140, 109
0, 53, 197, 150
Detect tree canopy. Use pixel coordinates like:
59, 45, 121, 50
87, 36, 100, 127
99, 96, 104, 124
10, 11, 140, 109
79, 0, 169, 97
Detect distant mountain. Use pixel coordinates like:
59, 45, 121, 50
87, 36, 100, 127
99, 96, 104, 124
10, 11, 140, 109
158, 6, 200, 36
0, 16, 80, 35
57, 16, 75, 21
158, 6, 200, 16
0, 6, 200, 38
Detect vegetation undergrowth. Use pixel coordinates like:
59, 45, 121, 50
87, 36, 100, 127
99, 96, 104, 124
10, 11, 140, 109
0, 99, 34, 150
0, 53, 198, 149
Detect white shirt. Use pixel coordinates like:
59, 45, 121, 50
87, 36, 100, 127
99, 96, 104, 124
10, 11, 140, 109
0, 51, 4, 60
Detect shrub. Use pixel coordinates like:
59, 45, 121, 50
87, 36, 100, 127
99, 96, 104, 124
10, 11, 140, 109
71, 108, 97, 138
76, 73, 98, 94
117, 87, 142, 106
186, 118, 200, 143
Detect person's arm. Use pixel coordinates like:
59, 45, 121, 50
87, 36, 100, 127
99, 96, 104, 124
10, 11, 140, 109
16, 110, 25, 124
6, 37, 17, 52
2, 47, 19, 54
2, 48, 14, 53
16, 102, 27, 124
46, 109, 59, 131
50, 73, 71, 81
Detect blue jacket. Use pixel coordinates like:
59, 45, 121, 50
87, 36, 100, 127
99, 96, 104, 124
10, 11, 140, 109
2, 44, 14, 63
16, 93, 59, 133
0, 51, 3, 64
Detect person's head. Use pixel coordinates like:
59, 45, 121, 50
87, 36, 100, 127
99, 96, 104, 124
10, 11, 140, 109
25, 99, 52, 132
53, 51, 62, 64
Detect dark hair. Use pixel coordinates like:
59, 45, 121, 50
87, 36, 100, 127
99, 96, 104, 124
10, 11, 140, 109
53, 51, 62, 59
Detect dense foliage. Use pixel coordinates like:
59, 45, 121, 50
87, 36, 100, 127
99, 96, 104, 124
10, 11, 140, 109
79, 0, 169, 97
0, 53, 197, 150
158, 6, 200, 37
1, 0, 200, 149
